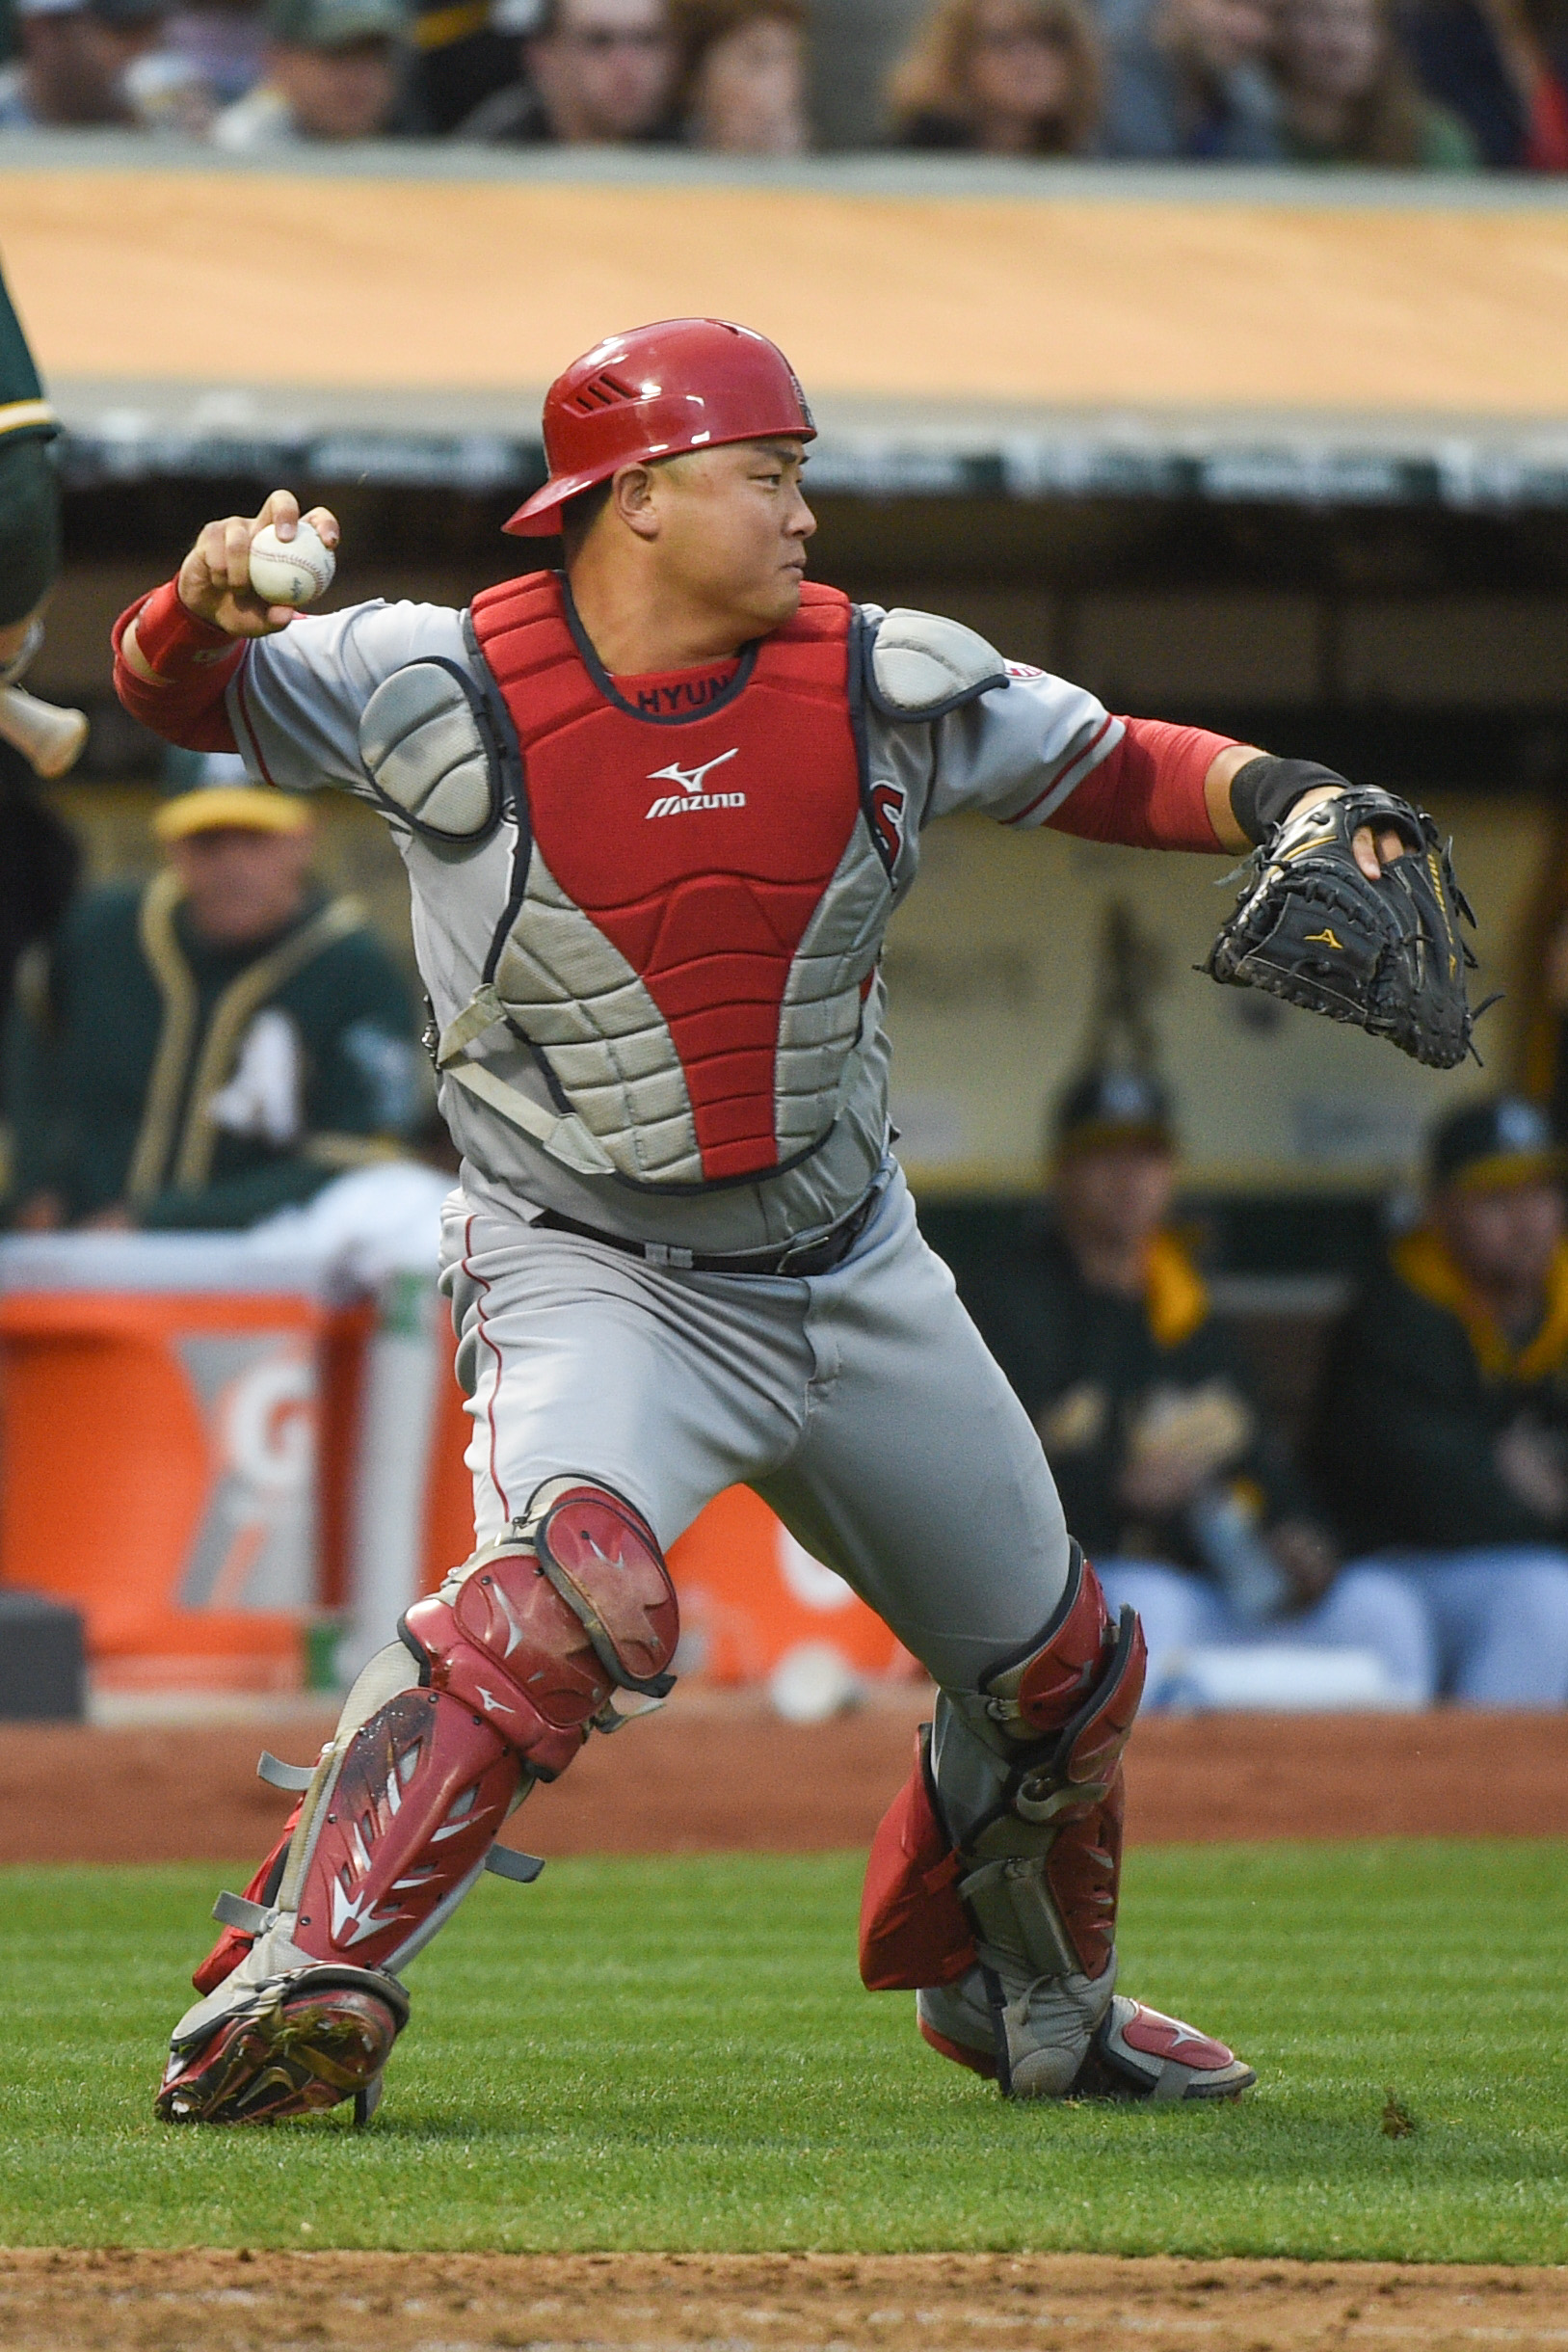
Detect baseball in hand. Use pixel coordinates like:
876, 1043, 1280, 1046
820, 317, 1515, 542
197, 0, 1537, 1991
249, 520, 335, 608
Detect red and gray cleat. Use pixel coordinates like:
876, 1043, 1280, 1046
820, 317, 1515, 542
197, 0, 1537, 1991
156, 1965, 409, 2125
917, 1976, 1254, 2101
1070, 1997, 1255, 2101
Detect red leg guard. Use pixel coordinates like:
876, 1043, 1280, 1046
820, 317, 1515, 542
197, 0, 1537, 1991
859, 1726, 975, 1991
995, 1555, 1144, 1980
288, 1688, 521, 1975
196, 1481, 682, 1990
292, 1482, 679, 1975
1009, 1556, 1147, 1780
860, 1551, 1146, 1994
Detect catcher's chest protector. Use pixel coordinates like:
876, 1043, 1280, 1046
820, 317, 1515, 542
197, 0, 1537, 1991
468, 573, 890, 1189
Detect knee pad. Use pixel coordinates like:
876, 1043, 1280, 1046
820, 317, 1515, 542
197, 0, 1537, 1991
402, 1478, 680, 1779
982, 1545, 1146, 1776
860, 1546, 1145, 1990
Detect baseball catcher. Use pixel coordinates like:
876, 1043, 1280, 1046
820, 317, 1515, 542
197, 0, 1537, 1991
111, 318, 1475, 2127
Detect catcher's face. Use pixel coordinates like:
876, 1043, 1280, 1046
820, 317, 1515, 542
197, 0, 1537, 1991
604, 438, 816, 640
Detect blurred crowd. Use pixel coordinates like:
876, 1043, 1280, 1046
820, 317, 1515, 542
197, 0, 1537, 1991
1, 0, 1566, 168
952, 1070, 1568, 1708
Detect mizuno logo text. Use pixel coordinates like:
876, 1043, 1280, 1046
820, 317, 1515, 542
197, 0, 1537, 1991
645, 747, 745, 820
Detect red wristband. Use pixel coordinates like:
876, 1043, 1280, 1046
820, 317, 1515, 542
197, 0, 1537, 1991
117, 578, 242, 678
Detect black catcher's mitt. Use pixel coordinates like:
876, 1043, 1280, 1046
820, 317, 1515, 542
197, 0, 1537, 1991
1205, 786, 1481, 1070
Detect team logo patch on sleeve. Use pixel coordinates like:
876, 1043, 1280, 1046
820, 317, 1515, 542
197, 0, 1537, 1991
869, 782, 907, 867
645, 749, 746, 818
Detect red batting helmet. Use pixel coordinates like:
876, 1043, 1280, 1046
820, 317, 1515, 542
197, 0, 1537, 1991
504, 317, 815, 538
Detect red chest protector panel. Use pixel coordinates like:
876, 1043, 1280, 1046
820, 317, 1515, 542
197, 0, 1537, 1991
468, 572, 872, 1186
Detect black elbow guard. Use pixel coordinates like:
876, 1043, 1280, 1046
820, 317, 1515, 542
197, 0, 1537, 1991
1229, 755, 1351, 847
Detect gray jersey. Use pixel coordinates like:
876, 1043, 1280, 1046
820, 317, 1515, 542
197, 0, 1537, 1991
226, 594, 1120, 1251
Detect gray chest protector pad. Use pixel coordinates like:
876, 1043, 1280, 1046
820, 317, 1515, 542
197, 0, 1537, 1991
358, 658, 503, 845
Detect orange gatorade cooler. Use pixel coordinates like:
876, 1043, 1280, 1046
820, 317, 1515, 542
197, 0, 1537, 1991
0, 1234, 344, 1693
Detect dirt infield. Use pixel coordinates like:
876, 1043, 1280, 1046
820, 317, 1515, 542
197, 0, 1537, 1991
2, 1697, 1565, 1866
3, 2249, 1567, 2352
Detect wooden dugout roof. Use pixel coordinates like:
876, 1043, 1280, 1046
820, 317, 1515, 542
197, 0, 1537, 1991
7, 137, 1568, 506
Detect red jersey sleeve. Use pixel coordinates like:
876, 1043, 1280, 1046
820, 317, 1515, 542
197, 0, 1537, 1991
1045, 717, 1240, 853
112, 581, 244, 755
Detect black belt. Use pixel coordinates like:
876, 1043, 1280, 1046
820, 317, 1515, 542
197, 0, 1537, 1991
531, 1188, 882, 1278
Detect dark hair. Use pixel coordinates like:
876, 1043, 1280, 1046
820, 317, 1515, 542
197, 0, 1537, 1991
670, 0, 805, 100
887, 0, 1102, 153
1279, 0, 1459, 164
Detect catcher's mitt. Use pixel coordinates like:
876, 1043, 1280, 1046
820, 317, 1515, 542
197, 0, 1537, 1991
1205, 786, 1482, 1070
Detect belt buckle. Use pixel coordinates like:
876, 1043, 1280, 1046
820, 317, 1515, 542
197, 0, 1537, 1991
768, 1189, 877, 1280
775, 1209, 853, 1279
771, 1238, 816, 1277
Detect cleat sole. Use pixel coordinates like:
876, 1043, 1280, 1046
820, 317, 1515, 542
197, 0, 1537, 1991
157, 1971, 407, 2125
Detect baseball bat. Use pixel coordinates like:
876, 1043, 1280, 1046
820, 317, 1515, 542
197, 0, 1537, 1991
0, 685, 89, 779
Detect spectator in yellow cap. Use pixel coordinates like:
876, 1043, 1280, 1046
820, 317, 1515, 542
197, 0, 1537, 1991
3, 756, 422, 1232
1312, 1095, 1568, 1702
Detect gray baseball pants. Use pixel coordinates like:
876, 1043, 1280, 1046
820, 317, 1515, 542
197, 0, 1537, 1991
439, 1168, 1071, 1713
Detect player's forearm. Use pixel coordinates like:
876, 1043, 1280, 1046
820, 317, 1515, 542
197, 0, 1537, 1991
1203, 744, 1262, 852
1046, 718, 1262, 852
112, 581, 244, 753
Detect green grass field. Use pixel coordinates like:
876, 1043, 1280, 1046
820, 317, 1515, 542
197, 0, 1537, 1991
0, 1840, 1563, 2262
